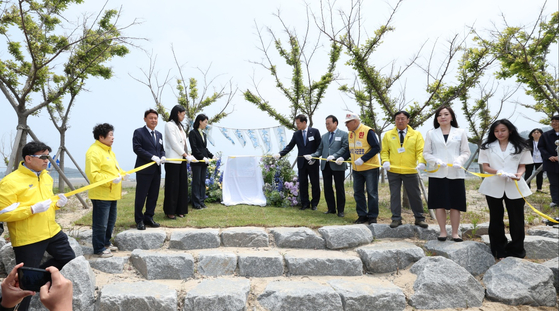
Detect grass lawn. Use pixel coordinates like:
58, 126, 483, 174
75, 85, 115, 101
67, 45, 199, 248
72, 177, 559, 235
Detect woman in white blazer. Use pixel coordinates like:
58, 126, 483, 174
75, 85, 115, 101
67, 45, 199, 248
424, 106, 471, 242
478, 119, 532, 259
163, 105, 191, 219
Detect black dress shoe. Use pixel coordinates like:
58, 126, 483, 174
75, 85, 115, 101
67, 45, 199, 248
337, 212, 345, 217
145, 218, 160, 228
324, 211, 336, 214
193, 205, 202, 210
299, 205, 309, 210
367, 217, 377, 224
201, 204, 208, 209
311, 205, 317, 210
136, 221, 145, 230
354, 216, 368, 224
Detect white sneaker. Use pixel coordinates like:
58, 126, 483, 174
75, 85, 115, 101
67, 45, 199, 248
105, 244, 118, 251
95, 249, 113, 258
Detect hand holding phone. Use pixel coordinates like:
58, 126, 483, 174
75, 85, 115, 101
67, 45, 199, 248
17, 267, 51, 292
0, 263, 35, 309
39, 267, 73, 311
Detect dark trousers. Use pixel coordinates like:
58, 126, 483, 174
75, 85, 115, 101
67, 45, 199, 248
299, 161, 320, 207
13, 231, 76, 311
135, 172, 161, 224
524, 163, 543, 190
387, 172, 425, 221
323, 164, 346, 213
353, 168, 379, 218
486, 194, 526, 258
191, 164, 207, 208
547, 170, 559, 204
164, 162, 189, 215
92, 199, 117, 254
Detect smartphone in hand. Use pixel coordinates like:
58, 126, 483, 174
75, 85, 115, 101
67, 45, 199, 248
17, 267, 51, 292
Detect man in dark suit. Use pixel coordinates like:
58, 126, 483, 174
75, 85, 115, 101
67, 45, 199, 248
133, 109, 166, 230
538, 115, 559, 207
274, 114, 321, 210
308, 115, 349, 217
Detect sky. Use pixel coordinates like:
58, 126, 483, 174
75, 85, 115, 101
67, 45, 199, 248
1, 0, 557, 176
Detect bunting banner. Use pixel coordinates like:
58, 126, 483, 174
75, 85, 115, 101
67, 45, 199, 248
233, 129, 247, 147
219, 127, 236, 145
258, 128, 272, 153
205, 124, 215, 146
246, 129, 260, 149
274, 126, 287, 150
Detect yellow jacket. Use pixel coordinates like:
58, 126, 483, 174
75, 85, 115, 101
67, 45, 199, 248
381, 125, 425, 174
0, 162, 61, 247
348, 123, 380, 171
85, 140, 125, 201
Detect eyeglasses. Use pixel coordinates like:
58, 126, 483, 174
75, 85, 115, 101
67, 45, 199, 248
29, 154, 50, 160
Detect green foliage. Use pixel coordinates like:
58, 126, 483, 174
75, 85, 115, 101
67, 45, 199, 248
0, 0, 133, 170
475, 11, 559, 121
244, 12, 341, 129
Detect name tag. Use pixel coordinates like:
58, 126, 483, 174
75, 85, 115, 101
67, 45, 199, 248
159, 139, 163, 145
308, 136, 315, 141
335, 137, 341, 141
397, 147, 405, 153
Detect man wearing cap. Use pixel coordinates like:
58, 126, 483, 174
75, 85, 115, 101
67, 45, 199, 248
380, 111, 428, 228
344, 112, 381, 224
307, 115, 349, 217
274, 114, 321, 210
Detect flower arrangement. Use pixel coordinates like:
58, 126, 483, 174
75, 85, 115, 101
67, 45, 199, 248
205, 152, 223, 203
260, 155, 300, 207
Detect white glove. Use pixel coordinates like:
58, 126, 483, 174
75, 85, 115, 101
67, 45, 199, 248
212, 155, 218, 160
435, 159, 447, 167
187, 155, 196, 162
354, 158, 364, 166
31, 199, 52, 214
505, 172, 518, 180
56, 194, 68, 207
496, 169, 507, 178
203, 157, 210, 164
308, 160, 316, 165
303, 154, 312, 161
335, 157, 344, 165
383, 162, 390, 171
113, 175, 123, 184
273, 154, 280, 160
123, 173, 129, 181
151, 155, 161, 166
416, 163, 426, 171
452, 159, 461, 168
160, 156, 166, 164
0, 202, 20, 215
326, 155, 335, 162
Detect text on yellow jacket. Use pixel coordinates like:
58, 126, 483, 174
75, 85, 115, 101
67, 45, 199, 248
380, 125, 426, 174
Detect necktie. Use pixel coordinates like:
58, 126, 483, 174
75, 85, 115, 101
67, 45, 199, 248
303, 130, 307, 146
151, 131, 156, 144
399, 130, 404, 146
329, 132, 334, 143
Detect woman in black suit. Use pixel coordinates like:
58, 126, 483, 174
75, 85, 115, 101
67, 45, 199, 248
524, 128, 544, 192
189, 114, 214, 209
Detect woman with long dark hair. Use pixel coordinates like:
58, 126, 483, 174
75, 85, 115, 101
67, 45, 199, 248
189, 114, 215, 209
423, 106, 470, 242
163, 105, 190, 219
524, 128, 544, 192
478, 119, 532, 259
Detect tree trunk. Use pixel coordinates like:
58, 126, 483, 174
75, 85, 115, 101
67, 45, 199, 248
58, 130, 66, 192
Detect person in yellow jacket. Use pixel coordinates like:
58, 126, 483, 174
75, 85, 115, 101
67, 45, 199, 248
380, 111, 428, 229
344, 113, 382, 225
0, 141, 75, 311
86, 123, 127, 258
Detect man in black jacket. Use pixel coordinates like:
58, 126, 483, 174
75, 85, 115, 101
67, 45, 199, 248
538, 115, 559, 207
274, 115, 321, 210
132, 109, 166, 230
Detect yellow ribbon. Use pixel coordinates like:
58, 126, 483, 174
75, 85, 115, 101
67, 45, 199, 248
51, 157, 216, 201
